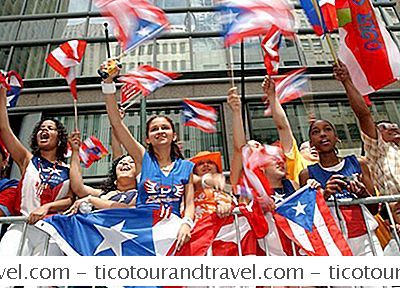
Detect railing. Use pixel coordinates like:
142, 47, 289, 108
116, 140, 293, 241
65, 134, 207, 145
1, 195, 400, 256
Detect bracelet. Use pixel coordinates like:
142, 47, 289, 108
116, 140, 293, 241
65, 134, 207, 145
101, 81, 116, 94
182, 216, 194, 230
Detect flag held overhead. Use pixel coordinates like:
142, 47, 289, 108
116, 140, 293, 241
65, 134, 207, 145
46, 40, 87, 100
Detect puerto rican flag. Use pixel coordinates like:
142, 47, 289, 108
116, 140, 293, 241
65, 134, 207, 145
119, 65, 180, 98
336, 0, 400, 95
218, 0, 295, 47
264, 68, 308, 116
79, 136, 108, 168
0, 70, 24, 108
182, 99, 217, 133
300, 0, 338, 36
94, 0, 169, 52
46, 40, 87, 100
120, 83, 141, 105
273, 186, 353, 256
36, 207, 182, 256
261, 26, 282, 76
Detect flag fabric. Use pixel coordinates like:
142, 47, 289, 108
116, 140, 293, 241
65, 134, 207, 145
119, 65, 180, 97
36, 207, 182, 256
264, 68, 308, 116
120, 83, 141, 105
46, 40, 87, 100
273, 186, 353, 256
336, 0, 400, 95
0, 70, 23, 108
261, 26, 282, 75
218, 0, 295, 46
94, 0, 168, 52
300, 0, 338, 36
79, 136, 108, 168
182, 99, 217, 133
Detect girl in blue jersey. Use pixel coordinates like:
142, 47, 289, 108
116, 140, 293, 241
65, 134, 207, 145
299, 119, 383, 255
102, 73, 195, 251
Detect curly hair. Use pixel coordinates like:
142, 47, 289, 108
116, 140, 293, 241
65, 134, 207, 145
101, 155, 127, 193
146, 115, 183, 160
30, 118, 68, 162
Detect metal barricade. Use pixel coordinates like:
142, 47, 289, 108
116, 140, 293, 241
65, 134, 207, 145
0, 194, 399, 256
0, 216, 50, 256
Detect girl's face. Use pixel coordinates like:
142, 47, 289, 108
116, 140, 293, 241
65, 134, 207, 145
309, 120, 338, 153
194, 160, 218, 176
36, 120, 59, 151
146, 117, 176, 147
115, 156, 136, 181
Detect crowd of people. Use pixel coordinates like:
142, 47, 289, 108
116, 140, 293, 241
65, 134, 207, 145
0, 62, 399, 257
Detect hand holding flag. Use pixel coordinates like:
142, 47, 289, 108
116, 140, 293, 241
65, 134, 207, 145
0, 70, 23, 108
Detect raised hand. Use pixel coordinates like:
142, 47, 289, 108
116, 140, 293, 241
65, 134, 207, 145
227, 87, 241, 113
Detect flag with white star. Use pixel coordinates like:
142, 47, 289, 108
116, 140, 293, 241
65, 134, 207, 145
273, 186, 353, 256
94, 0, 169, 53
36, 207, 182, 256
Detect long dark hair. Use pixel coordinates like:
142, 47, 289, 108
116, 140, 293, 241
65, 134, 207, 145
30, 118, 68, 162
146, 115, 183, 160
101, 155, 126, 192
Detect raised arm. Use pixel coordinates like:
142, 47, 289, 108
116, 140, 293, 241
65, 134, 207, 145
103, 73, 145, 174
227, 87, 246, 187
333, 62, 377, 139
0, 87, 31, 172
111, 108, 125, 160
263, 76, 293, 154
69, 131, 101, 198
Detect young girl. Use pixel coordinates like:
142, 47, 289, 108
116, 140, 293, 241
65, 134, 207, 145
0, 87, 73, 256
190, 151, 232, 221
102, 71, 195, 251
66, 131, 137, 214
299, 119, 383, 255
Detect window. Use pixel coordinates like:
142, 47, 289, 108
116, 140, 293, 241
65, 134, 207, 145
171, 43, 177, 54
81, 42, 119, 76
10, 46, 47, 79
192, 37, 225, 71
58, 0, 90, 13
147, 44, 153, 55
0, 21, 19, 41
180, 60, 187, 70
24, 0, 58, 14
88, 17, 114, 38
180, 42, 186, 53
1, 0, 24, 16
53, 18, 87, 39
0, 48, 11, 70
162, 43, 168, 54
162, 61, 169, 70
138, 46, 145, 56
300, 39, 311, 50
17, 20, 54, 40
172, 60, 178, 71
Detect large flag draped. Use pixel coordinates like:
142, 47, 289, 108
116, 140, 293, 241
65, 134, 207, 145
300, 0, 338, 36
274, 186, 353, 256
219, 0, 295, 46
36, 207, 182, 256
46, 40, 87, 100
264, 68, 308, 116
119, 65, 180, 97
182, 99, 217, 133
94, 0, 169, 52
336, 0, 400, 95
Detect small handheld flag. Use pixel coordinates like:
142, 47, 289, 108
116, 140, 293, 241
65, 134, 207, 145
182, 99, 217, 133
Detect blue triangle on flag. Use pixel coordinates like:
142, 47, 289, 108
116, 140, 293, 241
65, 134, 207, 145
275, 187, 317, 232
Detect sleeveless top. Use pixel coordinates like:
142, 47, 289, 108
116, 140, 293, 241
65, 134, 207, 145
99, 189, 137, 205
136, 151, 194, 216
307, 155, 367, 238
17, 156, 70, 216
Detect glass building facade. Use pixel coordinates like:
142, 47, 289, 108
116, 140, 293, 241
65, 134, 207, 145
2, 0, 400, 179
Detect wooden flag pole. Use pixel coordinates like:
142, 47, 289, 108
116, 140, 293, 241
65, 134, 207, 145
310, 0, 339, 65
73, 99, 79, 130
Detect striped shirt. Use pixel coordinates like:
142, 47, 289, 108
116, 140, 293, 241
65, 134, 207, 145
362, 130, 400, 196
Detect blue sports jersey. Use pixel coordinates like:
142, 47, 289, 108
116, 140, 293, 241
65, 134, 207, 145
307, 155, 361, 199
137, 151, 194, 216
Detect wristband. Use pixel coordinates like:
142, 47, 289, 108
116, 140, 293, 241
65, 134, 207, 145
182, 216, 194, 230
101, 81, 116, 94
